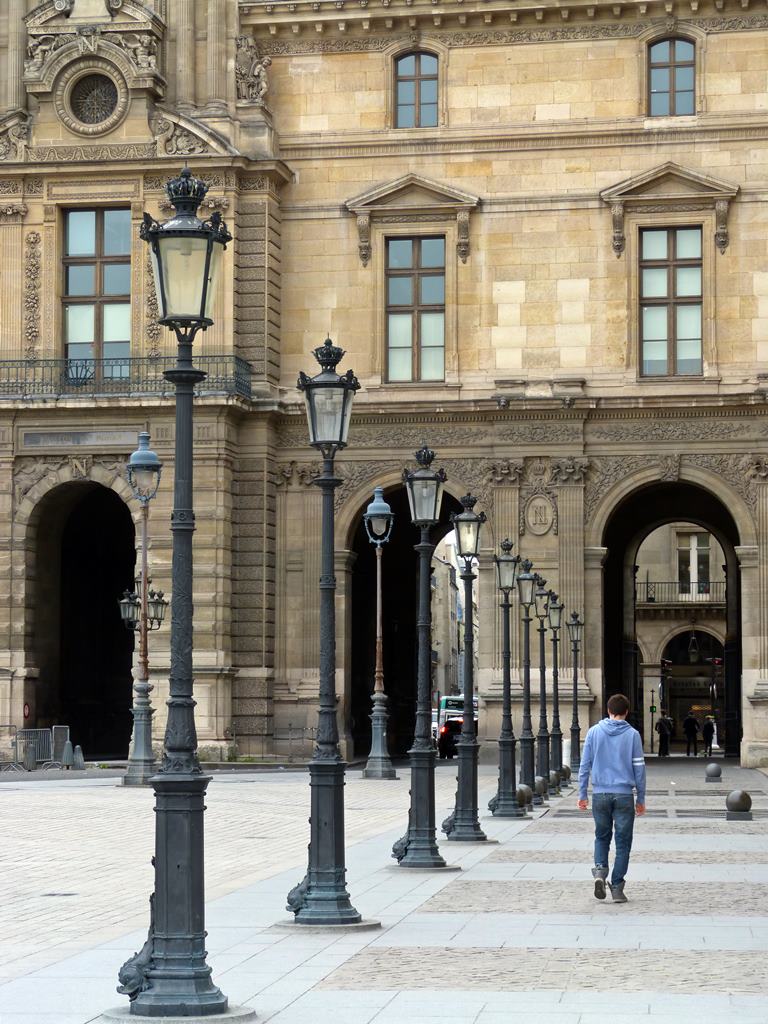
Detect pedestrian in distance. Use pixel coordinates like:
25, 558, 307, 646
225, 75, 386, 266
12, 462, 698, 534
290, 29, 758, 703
702, 715, 715, 758
655, 710, 672, 758
683, 709, 701, 757
578, 693, 646, 904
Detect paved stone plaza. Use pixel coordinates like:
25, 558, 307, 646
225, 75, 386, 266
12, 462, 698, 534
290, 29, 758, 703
1, 759, 767, 1024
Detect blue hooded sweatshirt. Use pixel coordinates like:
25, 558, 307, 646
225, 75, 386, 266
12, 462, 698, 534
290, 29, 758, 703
578, 718, 646, 804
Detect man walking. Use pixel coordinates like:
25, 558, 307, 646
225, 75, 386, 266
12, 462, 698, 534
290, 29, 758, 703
578, 693, 646, 904
683, 710, 700, 756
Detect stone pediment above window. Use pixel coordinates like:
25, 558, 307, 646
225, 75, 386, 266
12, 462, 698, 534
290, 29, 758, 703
600, 162, 739, 256
345, 174, 480, 266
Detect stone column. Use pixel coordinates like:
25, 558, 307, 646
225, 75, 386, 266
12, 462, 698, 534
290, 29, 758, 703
554, 458, 588, 670
0, 206, 26, 357
583, 546, 607, 729
204, 0, 228, 114
6, 0, 26, 112
736, 543, 760, 763
175, 0, 196, 112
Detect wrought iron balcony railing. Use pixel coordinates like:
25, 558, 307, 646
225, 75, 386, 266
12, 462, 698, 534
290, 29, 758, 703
0, 356, 253, 400
637, 581, 726, 604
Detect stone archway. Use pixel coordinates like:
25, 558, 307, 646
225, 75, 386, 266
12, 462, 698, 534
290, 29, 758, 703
15, 463, 137, 758
600, 479, 742, 756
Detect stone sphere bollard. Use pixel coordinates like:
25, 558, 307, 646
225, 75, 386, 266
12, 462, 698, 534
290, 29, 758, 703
725, 789, 752, 821
560, 765, 572, 786
549, 769, 561, 795
534, 775, 549, 802
705, 762, 722, 784
517, 784, 533, 809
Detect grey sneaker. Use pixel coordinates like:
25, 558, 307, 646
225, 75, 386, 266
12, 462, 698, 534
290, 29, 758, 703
591, 866, 607, 900
609, 881, 628, 904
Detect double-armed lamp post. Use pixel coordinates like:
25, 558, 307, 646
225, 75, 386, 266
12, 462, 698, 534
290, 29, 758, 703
116, 167, 233, 1016
119, 432, 168, 787
393, 445, 449, 868
534, 576, 551, 801
286, 337, 365, 925
547, 592, 565, 785
362, 487, 397, 781
444, 494, 487, 842
516, 560, 537, 801
489, 539, 525, 817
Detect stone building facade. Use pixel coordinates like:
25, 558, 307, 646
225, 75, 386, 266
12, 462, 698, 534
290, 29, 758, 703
0, 0, 767, 764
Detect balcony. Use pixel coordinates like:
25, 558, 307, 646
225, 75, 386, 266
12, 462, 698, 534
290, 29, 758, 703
0, 356, 253, 401
636, 580, 726, 619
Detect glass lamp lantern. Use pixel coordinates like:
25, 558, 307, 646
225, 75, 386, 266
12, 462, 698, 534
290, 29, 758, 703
127, 432, 162, 503
533, 576, 550, 620
148, 588, 169, 628
364, 487, 394, 545
403, 444, 446, 527
298, 338, 360, 452
495, 538, 520, 594
566, 611, 584, 644
451, 493, 486, 561
547, 592, 564, 631
119, 589, 140, 630
140, 167, 231, 330
516, 560, 536, 609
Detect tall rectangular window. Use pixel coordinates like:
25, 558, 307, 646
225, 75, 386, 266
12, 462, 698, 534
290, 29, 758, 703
63, 208, 131, 378
640, 226, 702, 377
648, 38, 695, 116
386, 236, 445, 383
678, 532, 710, 596
395, 53, 438, 129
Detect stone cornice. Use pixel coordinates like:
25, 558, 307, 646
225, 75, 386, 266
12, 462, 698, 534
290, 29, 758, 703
239, 1, 768, 47
278, 112, 768, 161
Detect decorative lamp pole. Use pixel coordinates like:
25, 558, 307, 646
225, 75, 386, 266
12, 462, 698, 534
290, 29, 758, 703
489, 539, 525, 817
516, 560, 537, 799
286, 336, 364, 925
119, 167, 232, 1015
547, 591, 565, 789
567, 611, 584, 775
443, 493, 487, 842
120, 432, 167, 787
362, 487, 396, 780
534, 576, 551, 801
392, 445, 450, 868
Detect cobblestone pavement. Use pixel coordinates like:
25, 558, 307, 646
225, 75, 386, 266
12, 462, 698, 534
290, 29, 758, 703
2, 758, 768, 1024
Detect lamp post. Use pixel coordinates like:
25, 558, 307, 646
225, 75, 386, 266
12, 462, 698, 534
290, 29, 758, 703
489, 539, 525, 817
286, 336, 363, 925
393, 445, 450, 867
567, 611, 584, 775
548, 591, 565, 788
119, 432, 167, 787
118, 167, 232, 1015
516, 560, 536, 799
443, 493, 487, 842
362, 487, 396, 781
534, 576, 551, 799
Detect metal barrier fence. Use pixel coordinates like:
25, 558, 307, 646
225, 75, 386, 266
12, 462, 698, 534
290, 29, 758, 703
274, 725, 317, 761
9, 726, 71, 770
0, 724, 21, 772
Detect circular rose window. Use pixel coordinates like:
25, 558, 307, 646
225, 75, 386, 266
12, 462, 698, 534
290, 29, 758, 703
70, 73, 119, 125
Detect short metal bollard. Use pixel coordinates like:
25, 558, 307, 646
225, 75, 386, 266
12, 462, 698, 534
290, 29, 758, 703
73, 745, 85, 771
725, 789, 752, 821
705, 762, 722, 784
62, 740, 74, 769
22, 742, 36, 772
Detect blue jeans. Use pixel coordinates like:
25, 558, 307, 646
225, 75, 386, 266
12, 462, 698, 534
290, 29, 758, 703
592, 792, 636, 886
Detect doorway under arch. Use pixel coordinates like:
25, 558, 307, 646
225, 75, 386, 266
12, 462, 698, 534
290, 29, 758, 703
349, 485, 462, 759
602, 480, 741, 756
30, 482, 136, 758
659, 628, 725, 752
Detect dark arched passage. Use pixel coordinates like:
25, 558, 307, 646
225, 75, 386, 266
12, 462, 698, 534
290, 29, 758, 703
602, 481, 741, 756
32, 483, 136, 758
349, 485, 462, 758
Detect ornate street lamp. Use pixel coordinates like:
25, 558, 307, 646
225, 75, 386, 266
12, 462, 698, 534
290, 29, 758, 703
120, 432, 167, 787
567, 611, 584, 774
118, 168, 233, 1016
286, 337, 364, 925
362, 487, 397, 780
533, 576, 551, 803
516, 560, 536, 799
443, 493, 487, 842
548, 591, 566, 788
489, 539, 525, 817
392, 445, 450, 868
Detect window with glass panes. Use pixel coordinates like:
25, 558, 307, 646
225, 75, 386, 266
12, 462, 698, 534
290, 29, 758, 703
639, 226, 702, 377
648, 38, 695, 116
394, 53, 438, 128
63, 208, 131, 376
677, 532, 710, 595
386, 237, 445, 382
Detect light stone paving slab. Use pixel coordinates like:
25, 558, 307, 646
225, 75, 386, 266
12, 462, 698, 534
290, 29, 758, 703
488, 847, 768, 862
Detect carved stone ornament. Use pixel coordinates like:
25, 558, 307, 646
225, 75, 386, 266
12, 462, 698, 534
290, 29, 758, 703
551, 456, 589, 484
522, 492, 557, 536
235, 36, 272, 106
53, 59, 129, 137
13, 453, 129, 508
23, 231, 41, 359
150, 112, 237, 158
600, 162, 738, 258
144, 253, 161, 357
486, 459, 523, 485
346, 173, 480, 267
276, 461, 322, 487
0, 204, 27, 221
0, 117, 29, 162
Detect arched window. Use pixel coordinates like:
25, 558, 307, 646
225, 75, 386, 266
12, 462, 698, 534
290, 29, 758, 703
648, 38, 695, 116
394, 52, 438, 129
